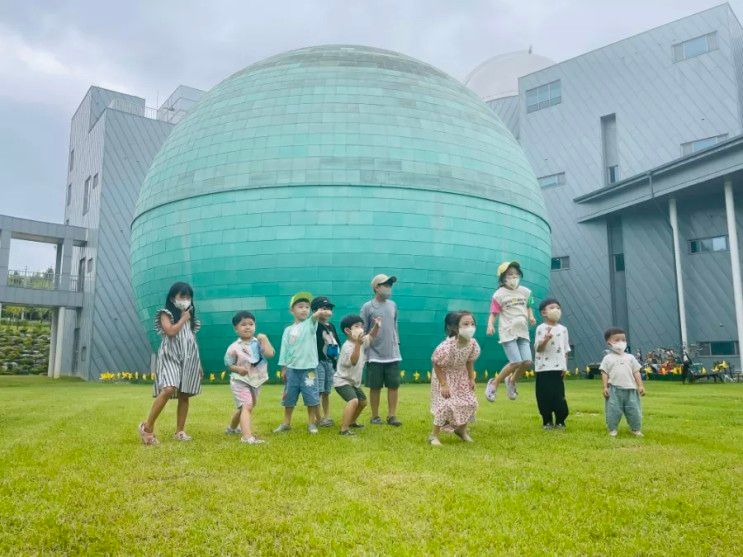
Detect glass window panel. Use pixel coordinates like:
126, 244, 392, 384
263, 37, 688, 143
683, 35, 709, 59
712, 236, 728, 251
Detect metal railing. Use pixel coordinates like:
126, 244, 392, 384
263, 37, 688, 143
6, 269, 82, 292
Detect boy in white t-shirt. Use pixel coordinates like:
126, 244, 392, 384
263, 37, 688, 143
334, 314, 381, 435
600, 327, 646, 438
534, 298, 570, 429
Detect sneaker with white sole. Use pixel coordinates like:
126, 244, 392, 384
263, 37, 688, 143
240, 436, 266, 445
428, 435, 443, 446
225, 426, 242, 435
308, 424, 319, 434
505, 376, 518, 400
632, 431, 644, 437
370, 417, 383, 425
543, 424, 554, 430
484, 379, 496, 402
173, 431, 192, 441
318, 418, 334, 428
273, 423, 291, 433
339, 429, 356, 436
609, 430, 618, 437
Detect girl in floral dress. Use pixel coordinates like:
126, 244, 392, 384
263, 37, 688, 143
429, 311, 480, 446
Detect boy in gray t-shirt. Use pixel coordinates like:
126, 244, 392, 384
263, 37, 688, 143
360, 274, 402, 426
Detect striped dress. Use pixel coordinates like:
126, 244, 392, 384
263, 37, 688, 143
153, 308, 202, 398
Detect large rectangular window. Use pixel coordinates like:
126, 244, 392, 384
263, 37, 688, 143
83, 176, 91, 215
538, 172, 565, 189
697, 341, 739, 356
526, 80, 561, 113
681, 134, 728, 155
614, 253, 625, 272
551, 256, 570, 271
689, 235, 728, 254
673, 32, 718, 62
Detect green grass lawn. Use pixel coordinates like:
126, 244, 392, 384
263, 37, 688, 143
0, 376, 741, 555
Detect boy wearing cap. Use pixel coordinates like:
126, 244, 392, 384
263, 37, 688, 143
274, 291, 331, 434
485, 261, 536, 402
360, 274, 403, 426
311, 296, 342, 427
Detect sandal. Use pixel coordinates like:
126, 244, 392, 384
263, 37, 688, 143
173, 431, 193, 441
138, 422, 158, 445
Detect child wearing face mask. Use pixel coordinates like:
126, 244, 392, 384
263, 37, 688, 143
138, 281, 202, 445
485, 261, 536, 402
534, 298, 570, 429
428, 311, 480, 446
600, 328, 645, 437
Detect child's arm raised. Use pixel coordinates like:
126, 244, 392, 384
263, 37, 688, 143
256, 333, 275, 359
349, 336, 364, 366
160, 309, 191, 338
368, 316, 382, 339
536, 327, 553, 352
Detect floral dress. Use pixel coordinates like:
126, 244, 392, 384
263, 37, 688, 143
430, 337, 480, 427
153, 308, 202, 398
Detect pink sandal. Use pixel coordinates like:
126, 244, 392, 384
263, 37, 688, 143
138, 422, 158, 445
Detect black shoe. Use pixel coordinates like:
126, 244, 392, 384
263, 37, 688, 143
350, 422, 364, 429
339, 429, 356, 436
387, 416, 402, 427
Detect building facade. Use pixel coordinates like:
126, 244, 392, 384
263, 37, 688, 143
475, 4, 743, 367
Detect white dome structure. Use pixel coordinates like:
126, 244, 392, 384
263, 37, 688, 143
465, 50, 555, 101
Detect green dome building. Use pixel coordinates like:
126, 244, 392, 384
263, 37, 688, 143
131, 45, 550, 376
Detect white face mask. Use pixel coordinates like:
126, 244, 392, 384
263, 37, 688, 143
174, 299, 191, 311
377, 286, 392, 299
546, 308, 561, 322
505, 277, 520, 289
610, 341, 627, 354
459, 326, 476, 339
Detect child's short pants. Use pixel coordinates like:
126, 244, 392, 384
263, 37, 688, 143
281, 368, 320, 407
230, 380, 260, 409
335, 385, 367, 402
316, 360, 335, 394
502, 337, 532, 363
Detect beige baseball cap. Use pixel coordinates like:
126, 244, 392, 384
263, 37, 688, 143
371, 274, 397, 289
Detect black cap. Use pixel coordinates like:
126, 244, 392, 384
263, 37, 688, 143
310, 296, 335, 311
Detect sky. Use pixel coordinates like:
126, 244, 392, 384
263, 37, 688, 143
0, 0, 739, 270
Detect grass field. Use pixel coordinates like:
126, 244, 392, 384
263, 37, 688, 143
0, 376, 741, 555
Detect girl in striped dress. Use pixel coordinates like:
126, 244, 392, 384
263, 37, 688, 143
138, 282, 202, 445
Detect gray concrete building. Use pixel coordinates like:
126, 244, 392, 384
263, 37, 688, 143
468, 3, 743, 368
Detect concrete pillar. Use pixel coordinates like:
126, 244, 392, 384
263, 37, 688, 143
0, 228, 11, 287
47, 307, 59, 377
58, 236, 73, 291
54, 242, 63, 289
724, 178, 743, 367
669, 197, 689, 349
52, 308, 73, 377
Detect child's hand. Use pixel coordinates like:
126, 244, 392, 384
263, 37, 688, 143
603, 386, 609, 399
529, 315, 537, 327
373, 316, 382, 328
239, 366, 250, 376
180, 309, 191, 322
355, 334, 365, 346
256, 333, 268, 342
440, 384, 451, 399
486, 324, 495, 336
468, 377, 476, 390
281, 369, 287, 383
638, 385, 646, 396
544, 327, 553, 342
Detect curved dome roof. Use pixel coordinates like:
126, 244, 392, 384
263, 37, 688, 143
134, 44, 546, 222
465, 50, 554, 101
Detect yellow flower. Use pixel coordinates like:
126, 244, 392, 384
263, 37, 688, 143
275, 370, 282, 379
209, 373, 216, 382
150, 372, 156, 381
413, 371, 420, 382
400, 370, 405, 378
220, 371, 226, 380
426, 371, 432, 381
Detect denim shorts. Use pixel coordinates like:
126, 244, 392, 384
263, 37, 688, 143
502, 337, 532, 364
316, 360, 335, 394
281, 368, 320, 408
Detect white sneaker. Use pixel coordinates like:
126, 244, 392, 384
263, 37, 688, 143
609, 430, 618, 437
428, 435, 443, 446
240, 435, 266, 445
632, 431, 644, 437
484, 379, 496, 402
308, 424, 319, 434
225, 426, 242, 435
273, 423, 291, 433
505, 376, 518, 400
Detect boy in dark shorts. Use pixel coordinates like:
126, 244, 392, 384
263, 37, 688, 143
360, 274, 402, 426
334, 314, 381, 435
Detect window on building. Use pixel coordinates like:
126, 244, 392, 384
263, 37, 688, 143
66, 183, 72, 206
673, 32, 718, 62
607, 165, 620, 184
689, 235, 728, 254
83, 177, 91, 215
538, 172, 566, 188
81, 346, 87, 362
69, 149, 75, 172
92, 173, 99, 189
614, 253, 625, 272
681, 134, 728, 155
551, 256, 570, 271
87, 258, 93, 273
697, 341, 740, 356
526, 80, 561, 113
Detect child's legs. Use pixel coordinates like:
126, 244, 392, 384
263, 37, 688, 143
494, 362, 519, 388
145, 386, 176, 430
554, 373, 569, 425
176, 392, 190, 432
239, 404, 254, 437
317, 360, 333, 418
495, 340, 523, 387
605, 385, 623, 431
431, 424, 442, 439
382, 362, 401, 416
624, 389, 642, 432
298, 369, 320, 423
534, 372, 553, 425
342, 400, 359, 431
281, 369, 302, 424
321, 393, 330, 418
369, 389, 381, 417
510, 339, 533, 385
365, 363, 385, 417
229, 409, 241, 429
